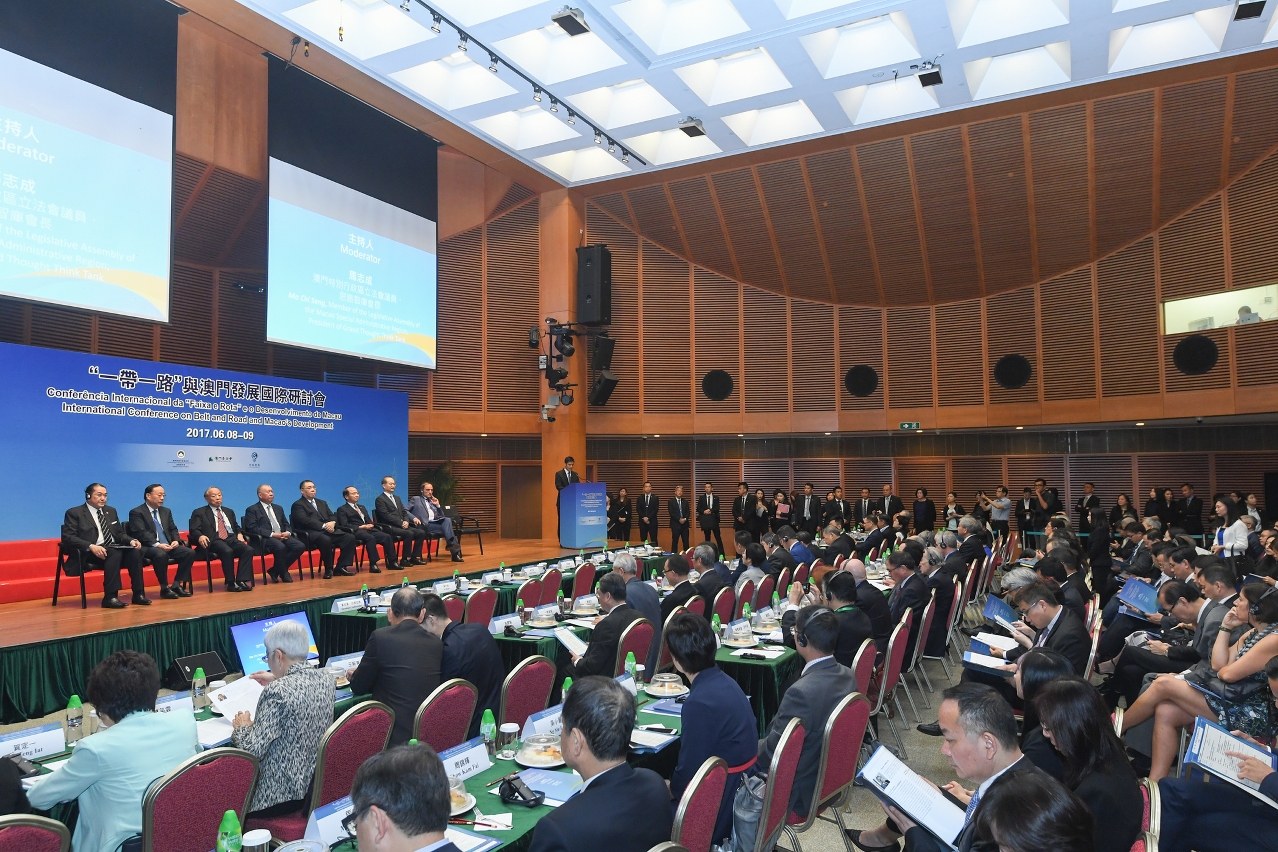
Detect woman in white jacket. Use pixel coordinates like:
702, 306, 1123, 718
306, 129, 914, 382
1211, 496, 1249, 558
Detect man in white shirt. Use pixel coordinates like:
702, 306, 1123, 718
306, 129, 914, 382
61, 482, 146, 608
408, 482, 462, 562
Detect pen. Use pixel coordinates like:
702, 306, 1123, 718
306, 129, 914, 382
486, 771, 519, 787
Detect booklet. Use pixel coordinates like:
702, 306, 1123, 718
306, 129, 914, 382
554, 626, 588, 657
1183, 716, 1278, 808
982, 595, 1019, 634
856, 745, 966, 850
208, 675, 263, 721
962, 651, 1013, 679
973, 632, 1018, 652
1117, 578, 1159, 614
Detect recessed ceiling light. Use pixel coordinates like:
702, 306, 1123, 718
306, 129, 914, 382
916, 429, 924, 433
1015, 426, 1024, 430
552, 6, 590, 35
1135, 421, 1145, 426
824, 432, 831, 435
737, 433, 744, 437
654, 434, 660, 437
480, 433, 488, 437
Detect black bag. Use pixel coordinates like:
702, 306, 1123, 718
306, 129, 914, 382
1183, 660, 1267, 703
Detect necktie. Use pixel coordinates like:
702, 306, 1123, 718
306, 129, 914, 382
267, 505, 281, 533
215, 508, 228, 540
97, 508, 115, 546
152, 509, 168, 544
963, 788, 982, 825
355, 504, 365, 521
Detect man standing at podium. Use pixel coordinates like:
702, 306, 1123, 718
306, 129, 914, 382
555, 456, 580, 544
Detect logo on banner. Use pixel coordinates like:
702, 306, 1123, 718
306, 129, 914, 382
176, 450, 185, 459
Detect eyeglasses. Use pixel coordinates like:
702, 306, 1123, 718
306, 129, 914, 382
341, 806, 370, 837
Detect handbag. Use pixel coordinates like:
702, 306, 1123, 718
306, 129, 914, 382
1183, 659, 1268, 703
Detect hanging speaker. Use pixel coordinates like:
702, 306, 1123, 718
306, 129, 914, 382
587, 370, 618, 405
1173, 334, 1219, 376
702, 370, 734, 401
590, 335, 616, 371
993, 354, 1033, 390
844, 365, 878, 397
576, 244, 612, 326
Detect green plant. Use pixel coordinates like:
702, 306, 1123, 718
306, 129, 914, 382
423, 460, 461, 507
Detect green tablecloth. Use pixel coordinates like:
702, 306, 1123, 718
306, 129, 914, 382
715, 646, 801, 736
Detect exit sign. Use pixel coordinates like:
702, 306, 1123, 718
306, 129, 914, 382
899, 422, 921, 430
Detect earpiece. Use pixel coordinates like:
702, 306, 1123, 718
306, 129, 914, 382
1249, 586, 1277, 617
795, 628, 808, 647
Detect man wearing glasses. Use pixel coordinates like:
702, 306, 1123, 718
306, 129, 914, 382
344, 742, 462, 852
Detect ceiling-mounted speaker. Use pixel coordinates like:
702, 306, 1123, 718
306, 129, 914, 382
590, 335, 615, 371
702, 370, 734, 401
1173, 334, 1219, 376
993, 354, 1033, 390
844, 365, 878, 398
587, 370, 618, 406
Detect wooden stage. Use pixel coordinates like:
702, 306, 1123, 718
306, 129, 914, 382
0, 537, 585, 649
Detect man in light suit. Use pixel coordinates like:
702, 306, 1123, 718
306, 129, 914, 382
63, 482, 147, 608
554, 456, 581, 543
636, 481, 659, 545
336, 486, 398, 573
242, 484, 305, 583
668, 486, 691, 553
376, 476, 427, 566
697, 482, 725, 556
408, 481, 462, 562
188, 487, 254, 592
291, 480, 357, 578
127, 483, 193, 599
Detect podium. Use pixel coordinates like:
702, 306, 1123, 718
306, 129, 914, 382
560, 481, 608, 549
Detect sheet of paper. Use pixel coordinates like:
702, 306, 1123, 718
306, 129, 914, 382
868, 579, 892, 591
973, 632, 1018, 652
1185, 716, 1278, 805
522, 629, 557, 638
858, 745, 965, 848
563, 618, 598, 630
446, 826, 502, 852
554, 627, 588, 657
964, 650, 1010, 670
630, 728, 678, 750
730, 647, 786, 659
196, 716, 234, 749
208, 676, 263, 721
470, 812, 513, 832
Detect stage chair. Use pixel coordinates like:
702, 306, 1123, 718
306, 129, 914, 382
541, 568, 563, 606
445, 506, 484, 555
464, 586, 498, 626
615, 618, 655, 678
748, 718, 805, 852
442, 594, 466, 622
571, 563, 596, 600
51, 544, 89, 609
142, 747, 258, 852
288, 529, 320, 580
239, 520, 268, 588
781, 694, 872, 852
499, 655, 555, 730
0, 815, 70, 852
414, 679, 478, 753
179, 533, 217, 594
670, 757, 728, 852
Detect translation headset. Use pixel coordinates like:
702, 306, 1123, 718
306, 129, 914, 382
1250, 586, 1278, 617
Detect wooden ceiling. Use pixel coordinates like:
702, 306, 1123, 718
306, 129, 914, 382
584, 53, 1278, 307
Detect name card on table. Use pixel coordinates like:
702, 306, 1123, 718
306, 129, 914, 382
433, 579, 457, 595
489, 613, 521, 635
438, 736, 493, 781
306, 794, 353, 846
756, 606, 775, 621
331, 595, 365, 614
523, 704, 563, 739
0, 722, 65, 761
614, 673, 637, 697
573, 594, 598, 612
482, 572, 503, 586
533, 604, 559, 623
155, 692, 194, 715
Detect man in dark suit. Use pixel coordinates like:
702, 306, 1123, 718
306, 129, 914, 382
347, 742, 466, 852
823, 486, 848, 529
937, 531, 966, 578
697, 482, 725, 555
613, 552, 662, 674
421, 593, 503, 739
529, 677, 672, 852
781, 573, 875, 667
554, 456, 581, 543
1179, 482, 1204, 539
636, 482, 659, 545
408, 482, 463, 562
349, 587, 443, 747
1034, 555, 1087, 624
854, 514, 889, 560
853, 487, 875, 525
886, 551, 930, 657
127, 483, 193, 599
668, 486, 690, 553
376, 476, 427, 566
920, 547, 957, 658
659, 552, 700, 621
849, 560, 893, 664
956, 517, 986, 571
336, 486, 399, 573
732, 482, 754, 543
754, 607, 859, 816
242, 484, 306, 584
1106, 580, 1223, 707
188, 486, 254, 591
820, 524, 854, 564
762, 533, 797, 576
63, 482, 147, 608
1074, 481, 1101, 534
1016, 487, 1037, 542
879, 484, 904, 523
291, 480, 357, 579
560, 573, 645, 689
690, 544, 727, 612
609, 488, 632, 543
795, 483, 822, 537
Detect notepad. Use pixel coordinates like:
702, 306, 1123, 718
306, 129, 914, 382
963, 651, 1012, 678
630, 728, 678, 751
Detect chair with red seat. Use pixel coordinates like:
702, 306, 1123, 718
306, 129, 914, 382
685, 595, 706, 617
793, 562, 809, 587
1138, 777, 1160, 836
775, 567, 791, 599
0, 815, 71, 852
712, 587, 735, 625
615, 618, 655, 677
927, 578, 963, 681
850, 638, 876, 695
748, 718, 806, 852
571, 563, 596, 600
671, 757, 728, 852
781, 693, 872, 852
901, 593, 938, 708
499, 655, 555, 730
754, 574, 775, 610
442, 594, 466, 623
414, 678, 478, 753
866, 614, 912, 758
654, 606, 687, 675
733, 581, 755, 620
1129, 832, 1157, 852
515, 579, 542, 613
541, 568, 563, 606
464, 586, 498, 626
246, 700, 394, 842
142, 747, 258, 852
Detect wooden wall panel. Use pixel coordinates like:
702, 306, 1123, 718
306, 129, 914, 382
743, 287, 790, 413
951, 456, 1005, 499
216, 271, 267, 374
1097, 238, 1158, 397
695, 461, 742, 493
805, 149, 878, 305
1229, 67, 1278, 179
1138, 454, 1210, 507
485, 202, 541, 413
838, 307, 885, 411
744, 461, 792, 494
587, 209, 641, 413
1066, 455, 1134, 517
0, 302, 23, 344
451, 461, 498, 533
757, 160, 829, 302
594, 461, 644, 495
1005, 456, 1065, 493
693, 269, 741, 414
885, 307, 933, 409
1040, 269, 1096, 401
793, 459, 842, 493
30, 306, 91, 354
968, 117, 1034, 294
1234, 322, 1278, 387
642, 243, 691, 413
1213, 454, 1278, 511
791, 301, 835, 412
1164, 328, 1231, 392
1160, 78, 1226, 224
378, 373, 430, 409
1159, 197, 1224, 301
895, 460, 948, 510
433, 227, 483, 410
843, 458, 894, 492
935, 299, 983, 407
1030, 105, 1090, 279
1093, 91, 1155, 257
987, 288, 1039, 404
858, 139, 928, 304
1228, 152, 1278, 288
162, 266, 214, 367
712, 169, 782, 290
669, 176, 735, 276
591, 193, 633, 227
270, 343, 323, 382
628, 185, 682, 252
643, 461, 694, 503
97, 315, 156, 361
912, 127, 981, 302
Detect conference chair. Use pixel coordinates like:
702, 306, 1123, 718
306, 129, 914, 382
647, 844, 690, 852
712, 587, 735, 625
442, 594, 466, 623
499, 655, 555, 730
654, 606, 687, 676
850, 638, 876, 695
516, 579, 542, 612
1112, 707, 1125, 737
615, 618, 655, 678
1129, 832, 1158, 852
414, 679, 478, 753
897, 595, 936, 720
780, 693, 872, 852
445, 505, 484, 555
793, 562, 809, 587
928, 578, 964, 680
1138, 777, 1161, 838
670, 757, 728, 852
52, 544, 90, 609
775, 567, 791, 599
541, 568, 563, 607
571, 563, 596, 600
685, 595, 706, 617
464, 585, 498, 626
0, 815, 71, 852
141, 747, 258, 852
748, 718, 805, 852
754, 574, 775, 610
733, 580, 755, 620
247, 700, 394, 842
867, 616, 912, 758
1083, 615, 1103, 681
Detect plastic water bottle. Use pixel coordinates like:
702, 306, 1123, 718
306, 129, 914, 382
516, 598, 525, 623
624, 651, 636, 680
65, 695, 84, 744
402, 576, 409, 588
191, 667, 210, 711
215, 809, 243, 852
742, 602, 752, 620
562, 676, 573, 697
88, 709, 100, 735
772, 591, 780, 609
480, 708, 497, 756
557, 590, 566, 612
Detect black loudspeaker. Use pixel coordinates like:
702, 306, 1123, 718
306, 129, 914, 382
576, 244, 612, 326
702, 370, 734, 401
844, 365, 878, 397
165, 651, 227, 690
590, 335, 616, 371
588, 370, 618, 406
1173, 334, 1219, 376
993, 354, 1033, 390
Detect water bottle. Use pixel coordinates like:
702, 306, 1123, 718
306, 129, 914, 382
562, 676, 573, 697
215, 809, 243, 852
742, 602, 751, 620
516, 598, 525, 623
88, 709, 100, 735
480, 708, 497, 756
772, 591, 780, 610
402, 576, 409, 588
453, 568, 460, 583
557, 590, 566, 613
65, 695, 84, 743
624, 651, 636, 680
191, 667, 210, 711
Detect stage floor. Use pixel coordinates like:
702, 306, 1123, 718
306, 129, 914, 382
0, 537, 586, 649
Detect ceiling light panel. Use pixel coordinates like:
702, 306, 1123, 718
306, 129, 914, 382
284, 0, 434, 60
391, 52, 519, 110
721, 99, 822, 147
1109, 7, 1232, 73
1112, 0, 1171, 10
611, 0, 750, 55
536, 146, 632, 181
493, 25, 626, 85
1267, 12, 1278, 42
568, 79, 679, 130
674, 48, 791, 106
774, 0, 875, 20
800, 13, 921, 79
428, 0, 545, 28
622, 128, 723, 164
964, 42, 1071, 100
472, 106, 582, 149
836, 76, 940, 125
947, 0, 1069, 48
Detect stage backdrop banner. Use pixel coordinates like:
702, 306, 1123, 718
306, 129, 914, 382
0, 341, 409, 542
